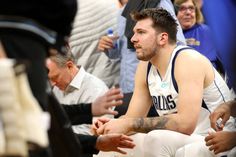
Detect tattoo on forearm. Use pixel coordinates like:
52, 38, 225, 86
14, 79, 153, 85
133, 117, 169, 133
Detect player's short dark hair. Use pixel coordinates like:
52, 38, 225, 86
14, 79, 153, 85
131, 8, 178, 43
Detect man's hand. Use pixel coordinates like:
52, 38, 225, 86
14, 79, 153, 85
96, 134, 135, 154
97, 35, 118, 52
91, 117, 111, 136
209, 101, 232, 131
96, 118, 133, 135
205, 131, 236, 154
91, 87, 124, 116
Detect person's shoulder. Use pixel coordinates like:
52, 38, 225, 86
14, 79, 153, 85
138, 61, 149, 69
84, 70, 108, 88
136, 61, 150, 77
177, 47, 208, 64
175, 48, 211, 76
85, 71, 104, 83
195, 23, 211, 32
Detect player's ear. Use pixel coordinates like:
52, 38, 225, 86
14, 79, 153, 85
158, 32, 168, 45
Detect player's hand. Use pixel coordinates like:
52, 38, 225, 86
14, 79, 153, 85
91, 117, 111, 136
96, 118, 133, 135
209, 101, 231, 131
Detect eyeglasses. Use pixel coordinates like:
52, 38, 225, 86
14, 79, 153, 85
178, 6, 196, 13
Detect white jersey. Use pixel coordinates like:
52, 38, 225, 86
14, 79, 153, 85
147, 45, 235, 135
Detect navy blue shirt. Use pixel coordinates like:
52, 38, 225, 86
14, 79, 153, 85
184, 24, 218, 68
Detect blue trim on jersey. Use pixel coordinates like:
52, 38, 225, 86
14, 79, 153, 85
202, 100, 210, 111
213, 80, 226, 103
148, 105, 160, 117
171, 47, 193, 92
147, 62, 160, 117
146, 62, 152, 85
156, 69, 162, 81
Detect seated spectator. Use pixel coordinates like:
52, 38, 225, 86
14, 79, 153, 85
175, 0, 224, 73
47, 52, 109, 135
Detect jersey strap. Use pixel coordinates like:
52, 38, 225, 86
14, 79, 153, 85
171, 47, 193, 92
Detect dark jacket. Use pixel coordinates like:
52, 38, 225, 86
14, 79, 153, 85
63, 103, 99, 155
63, 103, 93, 125
48, 94, 98, 157
0, 0, 77, 53
0, 0, 77, 37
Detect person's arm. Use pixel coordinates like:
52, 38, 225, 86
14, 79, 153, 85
124, 61, 153, 117
62, 103, 92, 125
98, 51, 207, 135
76, 134, 99, 154
63, 88, 124, 125
95, 61, 155, 135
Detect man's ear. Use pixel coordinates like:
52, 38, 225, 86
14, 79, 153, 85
158, 32, 168, 45
66, 60, 74, 69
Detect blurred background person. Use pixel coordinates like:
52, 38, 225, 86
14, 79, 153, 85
69, 0, 120, 88
175, 0, 224, 74
47, 53, 109, 135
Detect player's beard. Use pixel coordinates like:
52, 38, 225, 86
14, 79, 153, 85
136, 46, 158, 61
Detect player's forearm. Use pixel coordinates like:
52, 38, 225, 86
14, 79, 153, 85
131, 115, 194, 135
132, 116, 178, 133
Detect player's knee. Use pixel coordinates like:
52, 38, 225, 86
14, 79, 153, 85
175, 146, 185, 157
143, 130, 177, 157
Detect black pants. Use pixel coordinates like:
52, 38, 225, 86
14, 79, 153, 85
0, 30, 48, 110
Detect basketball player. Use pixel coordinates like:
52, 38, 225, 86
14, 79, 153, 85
93, 8, 235, 156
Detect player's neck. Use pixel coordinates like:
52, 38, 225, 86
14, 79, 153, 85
151, 44, 176, 78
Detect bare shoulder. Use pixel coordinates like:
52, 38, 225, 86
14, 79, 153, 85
134, 61, 150, 88
137, 61, 149, 68
176, 49, 212, 68
174, 49, 214, 87
136, 61, 149, 75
